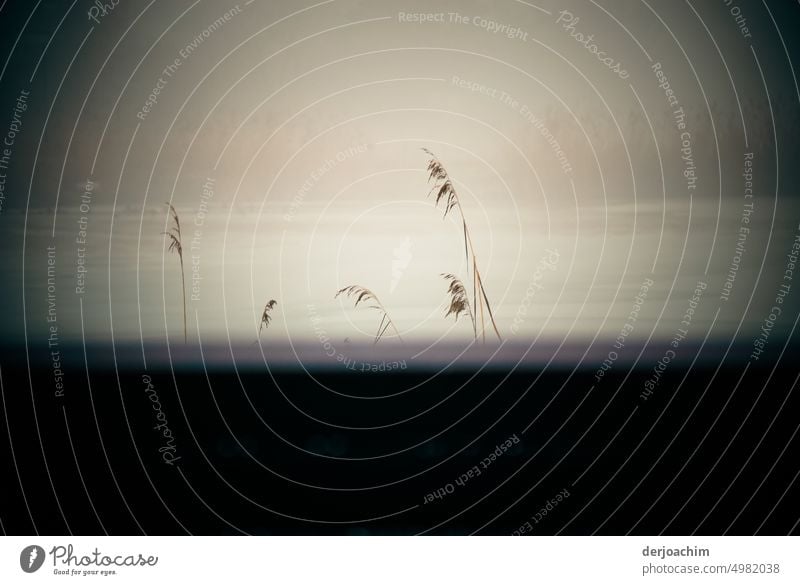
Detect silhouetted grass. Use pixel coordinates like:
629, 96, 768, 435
259, 299, 278, 337
423, 149, 501, 342
441, 273, 476, 338
335, 285, 402, 344
163, 203, 187, 343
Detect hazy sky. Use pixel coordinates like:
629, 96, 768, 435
0, 0, 798, 353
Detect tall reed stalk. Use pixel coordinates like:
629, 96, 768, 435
335, 285, 402, 344
423, 149, 501, 342
163, 203, 187, 343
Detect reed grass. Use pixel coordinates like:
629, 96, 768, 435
163, 203, 187, 343
423, 149, 501, 342
441, 273, 476, 338
335, 285, 402, 344
259, 300, 277, 337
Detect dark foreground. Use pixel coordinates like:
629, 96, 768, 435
1, 343, 798, 535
